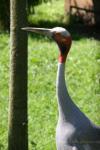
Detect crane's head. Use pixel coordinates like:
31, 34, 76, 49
22, 27, 72, 63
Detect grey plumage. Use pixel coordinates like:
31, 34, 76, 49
56, 63, 100, 150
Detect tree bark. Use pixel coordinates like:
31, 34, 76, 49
64, 0, 71, 24
8, 0, 28, 150
64, 0, 70, 14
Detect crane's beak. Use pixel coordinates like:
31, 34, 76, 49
22, 27, 52, 37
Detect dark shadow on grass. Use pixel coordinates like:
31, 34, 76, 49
29, 20, 100, 41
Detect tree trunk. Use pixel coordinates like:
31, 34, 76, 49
64, 0, 71, 24
64, 0, 70, 14
8, 0, 28, 150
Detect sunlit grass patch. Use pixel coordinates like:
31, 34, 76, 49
28, 0, 65, 27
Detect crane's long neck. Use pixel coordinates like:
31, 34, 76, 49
56, 62, 74, 120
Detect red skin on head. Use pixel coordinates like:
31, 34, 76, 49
59, 54, 67, 63
53, 32, 72, 63
56, 35, 72, 63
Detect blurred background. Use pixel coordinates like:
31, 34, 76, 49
0, 0, 100, 149
0, 0, 100, 30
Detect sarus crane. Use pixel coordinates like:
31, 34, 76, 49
22, 27, 100, 150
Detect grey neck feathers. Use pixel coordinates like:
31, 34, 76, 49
56, 63, 76, 120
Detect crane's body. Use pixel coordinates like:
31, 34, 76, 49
22, 27, 100, 150
56, 62, 100, 150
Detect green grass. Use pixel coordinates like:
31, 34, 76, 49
0, 33, 9, 150
0, 0, 100, 149
28, 0, 66, 27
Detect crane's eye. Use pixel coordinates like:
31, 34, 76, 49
53, 32, 67, 43
53, 32, 63, 42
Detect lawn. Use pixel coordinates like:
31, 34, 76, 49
0, 0, 100, 150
